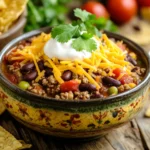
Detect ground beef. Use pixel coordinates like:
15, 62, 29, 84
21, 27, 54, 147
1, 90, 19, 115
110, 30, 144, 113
78, 75, 89, 83
74, 91, 90, 100
28, 82, 47, 96
47, 75, 58, 85
118, 84, 131, 93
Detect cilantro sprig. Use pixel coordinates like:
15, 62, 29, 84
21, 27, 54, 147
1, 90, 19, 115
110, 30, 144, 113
51, 24, 79, 43
51, 8, 117, 52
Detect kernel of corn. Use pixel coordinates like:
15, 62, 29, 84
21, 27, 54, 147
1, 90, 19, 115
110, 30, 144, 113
129, 83, 136, 88
130, 52, 137, 60
102, 71, 107, 76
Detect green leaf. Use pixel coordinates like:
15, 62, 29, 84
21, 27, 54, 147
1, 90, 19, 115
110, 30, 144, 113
104, 20, 118, 32
51, 24, 79, 43
74, 8, 94, 22
72, 37, 97, 52
28, 1, 43, 23
84, 22, 101, 37
81, 33, 93, 39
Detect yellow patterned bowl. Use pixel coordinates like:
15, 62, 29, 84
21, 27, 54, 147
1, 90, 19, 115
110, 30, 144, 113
0, 28, 149, 139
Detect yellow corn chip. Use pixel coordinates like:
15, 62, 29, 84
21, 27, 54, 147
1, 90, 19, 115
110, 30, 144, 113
0, 0, 6, 9
145, 106, 150, 117
0, 0, 28, 33
0, 126, 31, 150
0, 126, 22, 150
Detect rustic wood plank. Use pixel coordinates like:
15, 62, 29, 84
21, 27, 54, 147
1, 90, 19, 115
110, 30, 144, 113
136, 118, 150, 150
105, 122, 144, 150
64, 137, 115, 150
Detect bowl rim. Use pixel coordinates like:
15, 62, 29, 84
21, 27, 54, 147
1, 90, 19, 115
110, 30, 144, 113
0, 27, 150, 106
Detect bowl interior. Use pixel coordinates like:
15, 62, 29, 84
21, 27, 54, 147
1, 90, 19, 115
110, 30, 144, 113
0, 27, 149, 106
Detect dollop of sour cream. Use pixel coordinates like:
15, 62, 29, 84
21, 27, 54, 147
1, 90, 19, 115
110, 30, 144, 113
44, 38, 99, 61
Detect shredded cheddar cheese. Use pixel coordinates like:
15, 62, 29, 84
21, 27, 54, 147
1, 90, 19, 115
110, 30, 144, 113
9, 33, 130, 89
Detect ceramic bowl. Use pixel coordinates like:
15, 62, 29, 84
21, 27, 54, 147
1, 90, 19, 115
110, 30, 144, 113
0, 10, 26, 50
0, 27, 149, 139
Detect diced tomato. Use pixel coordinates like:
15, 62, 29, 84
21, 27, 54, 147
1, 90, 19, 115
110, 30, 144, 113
113, 68, 124, 78
116, 42, 126, 51
95, 76, 101, 83
119, 74, 133, 84
6, 74, 18, 84
3, 55, 9, 64
60, 80, 79, 92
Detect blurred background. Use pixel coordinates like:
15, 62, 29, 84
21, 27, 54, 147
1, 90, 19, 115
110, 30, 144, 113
1, 0, 150, 49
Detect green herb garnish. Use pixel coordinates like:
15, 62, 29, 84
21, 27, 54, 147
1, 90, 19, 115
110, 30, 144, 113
72, 37, 97, 52
25, 0, 71, 32
51, 24, 79, 43
51, 8, 117, 52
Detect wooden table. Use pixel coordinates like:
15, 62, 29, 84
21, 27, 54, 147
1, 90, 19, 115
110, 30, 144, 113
0, 95, 150, 150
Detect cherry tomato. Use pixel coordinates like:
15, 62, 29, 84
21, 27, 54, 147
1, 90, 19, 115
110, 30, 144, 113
119, 74, 133, 84
137, 0, 150, 7
107, 0, 137, 24
81, 1, 109, 18
60, 80, 79, 92
113, 68, 123, 78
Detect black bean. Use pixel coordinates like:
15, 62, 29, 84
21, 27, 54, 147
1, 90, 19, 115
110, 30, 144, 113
90, 93, 103, 99
79, 83, 97, 92
133, 25, 141, 31
26, 39, 32, 43
23, 70, 37, 81
102, 77, 121, 87
131, 67, 138, 72
62, 70, 72, 81
45, 68, 53, 77
21, 62, 35, 72
38, 60, 44, 71
126, 55, 137, 66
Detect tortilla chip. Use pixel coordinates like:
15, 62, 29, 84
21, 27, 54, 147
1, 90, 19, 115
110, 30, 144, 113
0, 126, 22, 150
0, 0, 6, 9
0, 0, 28, 33
18, 140, 32, 149
145, 106, 150, 117
0, 126, 31, 150
118, 17, 150, 45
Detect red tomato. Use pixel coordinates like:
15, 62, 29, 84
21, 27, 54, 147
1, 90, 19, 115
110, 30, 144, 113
60, 80, 79, 92
119, 74, 133, 84
6, 74, 18, 84
116, 42, 126, 51
113, 68, 123, 78
107, 0, 137, 24
81, 1, 109, 18
137, 0, 150, 7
